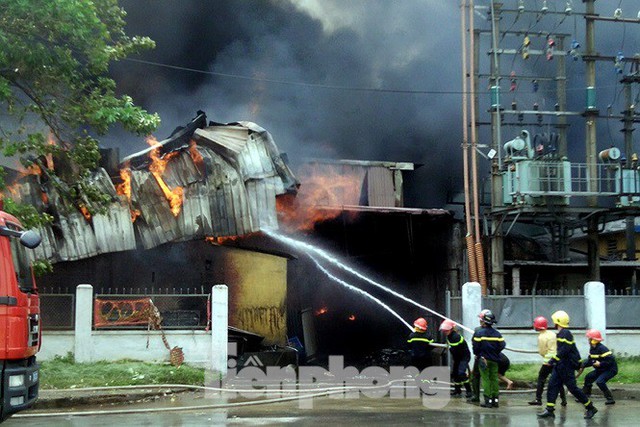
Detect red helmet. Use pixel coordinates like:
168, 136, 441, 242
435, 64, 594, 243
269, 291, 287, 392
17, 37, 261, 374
439, 319, 456, 332
533, 316, 548, 330
414, 318, 428, 331
586, 329, 603, 342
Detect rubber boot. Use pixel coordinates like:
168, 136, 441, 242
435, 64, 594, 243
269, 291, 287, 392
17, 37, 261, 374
537, 406, 555, 418
601, 384, 615, 405
480, 396, 492, 408
584, 403, 598, 420
451, 384, 462, 397
492, 396, 499, 408
528, 398, 542, 406
464, 382, 473, 399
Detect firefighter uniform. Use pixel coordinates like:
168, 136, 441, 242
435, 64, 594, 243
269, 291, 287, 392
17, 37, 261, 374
583, 342, 618, 404
540, 327, 597, 419
446, 329, 472, 397
472, 318, 505, 407
407, 330, 434, 371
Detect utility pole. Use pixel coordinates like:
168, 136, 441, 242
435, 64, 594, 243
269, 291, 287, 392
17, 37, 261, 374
488, 2, 504, 293
584, 0, 600, 281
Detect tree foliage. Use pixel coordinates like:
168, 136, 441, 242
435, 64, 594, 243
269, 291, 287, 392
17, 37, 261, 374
0, 0, 159, 199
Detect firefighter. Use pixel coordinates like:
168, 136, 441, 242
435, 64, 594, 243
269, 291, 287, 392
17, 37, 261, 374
528, 316, 567, 406
472, 309, 505, 408
439, 319, 472, 398
577, 329, 617, 405
407, 317, 434, 371
468, 309, 490, 403
537, 310, 598, 420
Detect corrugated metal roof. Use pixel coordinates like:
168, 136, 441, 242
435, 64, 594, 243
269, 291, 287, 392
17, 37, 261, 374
9, 119, 298, 263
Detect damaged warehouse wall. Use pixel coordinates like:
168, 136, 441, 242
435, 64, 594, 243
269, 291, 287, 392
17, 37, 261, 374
5, 112, 297, 346
7, 112, 298, 262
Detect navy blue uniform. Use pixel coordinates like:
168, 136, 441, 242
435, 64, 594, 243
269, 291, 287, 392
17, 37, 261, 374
407, 331, 434, 370
447, 330, 472, 394
582, 343, 617, 401
546, 329, 593, 410
472, 326, 505, 362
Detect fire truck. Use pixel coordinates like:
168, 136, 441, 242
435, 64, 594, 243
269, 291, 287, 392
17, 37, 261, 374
0, 206, 41, 421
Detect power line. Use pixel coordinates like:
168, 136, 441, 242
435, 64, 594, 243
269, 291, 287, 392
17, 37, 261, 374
120, 57, 463, 95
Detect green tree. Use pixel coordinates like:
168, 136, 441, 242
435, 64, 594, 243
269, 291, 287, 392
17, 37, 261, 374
0, 0, 160, 224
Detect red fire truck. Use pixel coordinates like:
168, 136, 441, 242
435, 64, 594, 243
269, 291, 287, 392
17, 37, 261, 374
0, 207, 42, 421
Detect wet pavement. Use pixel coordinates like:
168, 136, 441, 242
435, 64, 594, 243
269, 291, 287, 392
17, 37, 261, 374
6, 389, 640, 426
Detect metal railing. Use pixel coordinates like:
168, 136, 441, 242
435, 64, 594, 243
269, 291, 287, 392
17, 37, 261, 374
94, 291, 210, 330
446, 289, 586, 329
606, 289, 640, 328
40, 293, 75, 330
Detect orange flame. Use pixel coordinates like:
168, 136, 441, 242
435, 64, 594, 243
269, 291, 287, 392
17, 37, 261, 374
130, 209, 141, 222
189, 140, 204, 169
116, 168, 141, 222
19, 164, 42, 177
205, 235, 241, 245
41, 191, 49, 205
146, 136, 184, 217
315, 307, 328, 316
348, 314, 356, 321
277, 164, 364, 232
79, 205, 92, 221
116, 168, 132, 200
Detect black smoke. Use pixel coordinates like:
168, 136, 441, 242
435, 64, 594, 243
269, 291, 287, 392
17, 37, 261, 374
108, 0, 636, 208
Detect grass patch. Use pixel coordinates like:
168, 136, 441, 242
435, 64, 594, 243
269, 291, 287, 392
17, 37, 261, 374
508, 356, 640, 385
40, 354, 205, 389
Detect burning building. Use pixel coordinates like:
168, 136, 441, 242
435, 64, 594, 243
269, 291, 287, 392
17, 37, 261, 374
4, 112, 461, 362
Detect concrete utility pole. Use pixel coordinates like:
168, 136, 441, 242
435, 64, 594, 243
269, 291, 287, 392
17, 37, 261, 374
584, 0, 600, 281
489, 1, 504, 293
623, 82, 638, 263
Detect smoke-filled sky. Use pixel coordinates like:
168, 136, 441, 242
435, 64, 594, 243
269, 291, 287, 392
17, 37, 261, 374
107, 0, 639, 207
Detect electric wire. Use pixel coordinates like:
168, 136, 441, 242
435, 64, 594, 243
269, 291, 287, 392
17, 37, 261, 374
121, 58, 460, 95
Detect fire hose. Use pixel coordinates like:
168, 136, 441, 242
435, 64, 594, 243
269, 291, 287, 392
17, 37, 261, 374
307, 251, 537, 354
13, 382, 537, 418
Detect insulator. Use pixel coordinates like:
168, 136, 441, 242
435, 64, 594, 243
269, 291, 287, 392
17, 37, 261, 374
565, 1, 572, 14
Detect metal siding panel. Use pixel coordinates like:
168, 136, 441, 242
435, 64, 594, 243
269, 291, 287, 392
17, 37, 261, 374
367, 166, 395, 207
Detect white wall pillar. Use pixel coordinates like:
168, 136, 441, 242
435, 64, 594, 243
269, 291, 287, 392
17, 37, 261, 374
512, 267, 521, 296
74, 284, 93, 363
462, 282, 482, 345
584, 281, 606, 340
211, 285, 228, 378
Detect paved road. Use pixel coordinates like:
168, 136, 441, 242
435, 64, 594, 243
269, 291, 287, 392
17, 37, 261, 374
7, 391, 639, 426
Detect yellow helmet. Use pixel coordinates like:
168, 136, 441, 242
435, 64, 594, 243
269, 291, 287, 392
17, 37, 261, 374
551, 310, 570, 328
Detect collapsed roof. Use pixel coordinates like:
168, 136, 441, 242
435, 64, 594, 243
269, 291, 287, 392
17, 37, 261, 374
9, 111, 298, 263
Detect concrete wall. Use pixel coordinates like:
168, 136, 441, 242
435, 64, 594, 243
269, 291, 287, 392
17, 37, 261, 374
461, 281, 640, 364
41, 285, 229, 371
39, 330, 211, 366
